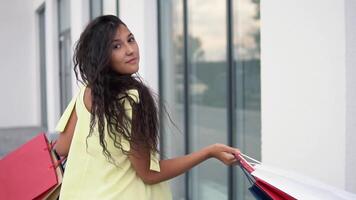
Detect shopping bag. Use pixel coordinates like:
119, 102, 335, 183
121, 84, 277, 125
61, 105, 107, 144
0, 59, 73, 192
236, 153, 356, 200
240, 159, 292, 200
0, 133, 64, 200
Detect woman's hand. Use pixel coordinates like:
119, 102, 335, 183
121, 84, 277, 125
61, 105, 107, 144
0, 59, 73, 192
207, 143, 240, 166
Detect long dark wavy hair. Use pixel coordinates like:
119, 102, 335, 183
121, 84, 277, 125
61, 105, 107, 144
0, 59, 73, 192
73, 15, 159, 163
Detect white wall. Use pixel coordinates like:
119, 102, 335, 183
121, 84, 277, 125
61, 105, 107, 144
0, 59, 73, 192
345, 0, 356, 193
103, 0, 118, 16
0, 0, 40, 128
261, 0, 347, 189
0, 0, 158, 130
43, 0, 90, 132
43, 0, 61, 132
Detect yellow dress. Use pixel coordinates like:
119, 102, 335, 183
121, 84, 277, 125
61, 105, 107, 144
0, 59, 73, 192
55, 85, 172, 200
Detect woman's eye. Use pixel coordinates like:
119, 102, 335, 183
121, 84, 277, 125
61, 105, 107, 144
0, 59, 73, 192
114, 44, 121, 49
128, 37, 135, 42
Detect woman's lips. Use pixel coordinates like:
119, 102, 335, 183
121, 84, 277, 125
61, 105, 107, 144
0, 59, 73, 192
126, 57, 137, 64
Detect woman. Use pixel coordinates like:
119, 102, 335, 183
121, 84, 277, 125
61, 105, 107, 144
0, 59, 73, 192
55, 15, 240, 200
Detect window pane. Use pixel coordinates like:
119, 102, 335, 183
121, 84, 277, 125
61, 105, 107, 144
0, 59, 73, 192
90, 0, 102, 19
234, 0, 261, 199
159, 0, 262, 199
58, 0, 70, 32
58, 0, 72, 112
188, 1, 228, 199
159, 1, 185, 199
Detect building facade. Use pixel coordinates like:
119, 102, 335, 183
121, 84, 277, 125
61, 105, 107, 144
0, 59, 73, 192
0, 0, 355, 199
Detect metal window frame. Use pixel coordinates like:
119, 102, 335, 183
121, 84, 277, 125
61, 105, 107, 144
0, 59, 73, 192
157, 0, 164, 158
182, 0, 191, 199
116, 0, 120, 17
36, 3, 48, 130
226, 0, 237, 199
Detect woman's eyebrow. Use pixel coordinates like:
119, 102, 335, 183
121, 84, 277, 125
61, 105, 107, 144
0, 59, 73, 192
127, 33, 133, 38
113, 33, 133, 42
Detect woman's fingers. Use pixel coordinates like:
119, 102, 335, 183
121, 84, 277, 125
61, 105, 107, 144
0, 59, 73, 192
223, 152, 234, 160
220, 152, 239, 165
209, 143, 241, 166
220, 144, 240, 155
228, 146, 241, 155
223, 146, 240, 165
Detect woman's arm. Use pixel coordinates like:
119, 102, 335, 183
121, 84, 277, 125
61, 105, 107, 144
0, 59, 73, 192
55, 87, 90, 157
129, 143, 240, 185
54, 107, 77, 157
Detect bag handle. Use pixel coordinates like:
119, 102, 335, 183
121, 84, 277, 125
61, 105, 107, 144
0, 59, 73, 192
48, 139, 67, 169
49, 140, 57, 150
235, 153, 257, 173
240, 153, 261, 165
49, 156, 67, 169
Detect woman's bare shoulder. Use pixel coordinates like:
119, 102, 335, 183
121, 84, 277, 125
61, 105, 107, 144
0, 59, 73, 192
84, 87, 92, 112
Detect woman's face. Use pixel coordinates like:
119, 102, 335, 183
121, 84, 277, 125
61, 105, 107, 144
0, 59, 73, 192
110, 25, 140, 75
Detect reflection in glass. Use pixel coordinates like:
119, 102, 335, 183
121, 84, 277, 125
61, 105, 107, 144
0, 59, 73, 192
188, 0, 228, 199
234, 0, 261, 199
159, 1, 185, 200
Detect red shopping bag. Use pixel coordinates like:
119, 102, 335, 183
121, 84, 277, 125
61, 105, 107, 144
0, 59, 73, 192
0, 133, 63, 200
236, 153, 295, 200
254, 178, 296, 200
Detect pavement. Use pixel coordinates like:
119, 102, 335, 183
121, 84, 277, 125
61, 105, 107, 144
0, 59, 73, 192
0, 126, 52, 158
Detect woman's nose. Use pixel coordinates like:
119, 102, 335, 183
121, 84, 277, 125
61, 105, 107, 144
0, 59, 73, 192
125, 44, 134, 55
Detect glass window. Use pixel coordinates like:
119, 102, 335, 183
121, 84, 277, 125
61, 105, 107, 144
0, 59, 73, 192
160, 0, 230, 199
58, 0, 70, 32
234, 0, 261, 199
159, 1, 186, 200
159, 0, 261, 199
90, 0, 119, 19
187, 0, 229, 199
58, 0, 72, 113
90, 0, 102, 19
